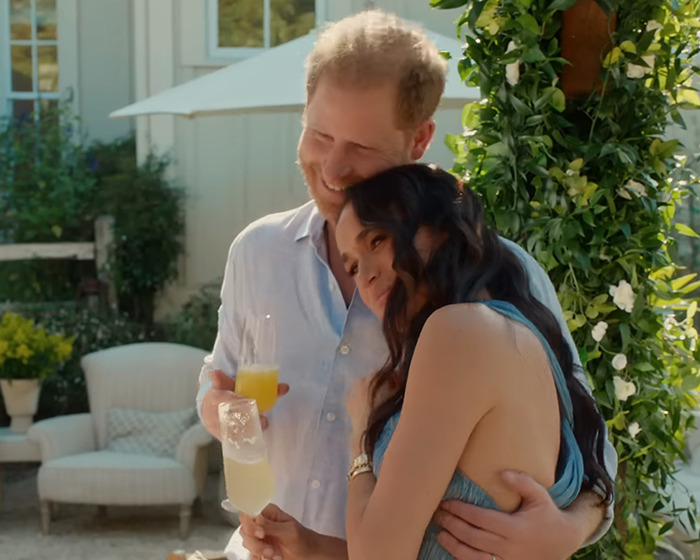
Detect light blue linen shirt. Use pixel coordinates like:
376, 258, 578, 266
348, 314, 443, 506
197, 200, 616, 543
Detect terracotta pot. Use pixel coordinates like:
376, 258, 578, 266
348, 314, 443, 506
560, 0, 618, 99
0, 378, 42, 433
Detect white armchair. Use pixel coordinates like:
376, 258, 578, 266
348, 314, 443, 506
28, 342, 213, 538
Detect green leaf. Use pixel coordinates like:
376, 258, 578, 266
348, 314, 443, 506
549, 87, 566, 112
547, 0, 579, 11
675, 223, 700, 237
671, 273, 698, 291
620, 40, 637, 54
462, 102, 482, 129
517, 13, 541, 35
681, 375, 700, 392
521, 45, 546, 63
475, 0, 503, 34
430, 0, 469, 8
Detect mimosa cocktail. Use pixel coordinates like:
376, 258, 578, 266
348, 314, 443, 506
236, 364, 279, 414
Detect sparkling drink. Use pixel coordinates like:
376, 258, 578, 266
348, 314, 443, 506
236, 364, 279, 414
223, 455, 275, 516
219, 399, 274, 516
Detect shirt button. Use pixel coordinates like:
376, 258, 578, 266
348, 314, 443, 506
311, 480, 321, 489
339, 344, 350, 355
326, 412, 336, 422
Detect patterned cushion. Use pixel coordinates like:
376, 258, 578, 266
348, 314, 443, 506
105, 407, 196, 458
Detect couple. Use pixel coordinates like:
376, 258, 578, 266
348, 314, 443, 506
197, 10, 616, 560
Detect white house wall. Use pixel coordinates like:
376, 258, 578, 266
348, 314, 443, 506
76, 0, 132, 142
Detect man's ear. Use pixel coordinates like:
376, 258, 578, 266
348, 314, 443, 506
410, 119, 436, 161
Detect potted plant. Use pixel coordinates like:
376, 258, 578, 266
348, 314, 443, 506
0, 311, 74, 433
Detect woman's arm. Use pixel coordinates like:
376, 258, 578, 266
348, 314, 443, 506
345, 304, 504, 560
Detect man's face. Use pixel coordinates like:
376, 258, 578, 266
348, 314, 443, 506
297, 77, 433, 223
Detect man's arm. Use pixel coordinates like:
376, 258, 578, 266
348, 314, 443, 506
434, 471, 606, 560
503, 238, 617, 530
196, 238, 247, 438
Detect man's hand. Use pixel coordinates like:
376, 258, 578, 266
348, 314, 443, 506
239, 504, 315, 560
240, 504, 348, 560
433, 471, 598, 560
201, 370, 289, 439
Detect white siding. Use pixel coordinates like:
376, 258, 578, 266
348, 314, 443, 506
76, 0, 133, 142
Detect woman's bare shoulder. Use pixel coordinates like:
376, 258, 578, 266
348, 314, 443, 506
416, 302, 543, 382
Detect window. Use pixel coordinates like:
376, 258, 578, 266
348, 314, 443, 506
208, 0, 323, 58
4, 0, 59, 120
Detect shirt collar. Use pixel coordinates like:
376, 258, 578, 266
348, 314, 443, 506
294, 202, 327, 251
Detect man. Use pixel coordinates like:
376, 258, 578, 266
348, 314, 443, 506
198, 10, 616, 560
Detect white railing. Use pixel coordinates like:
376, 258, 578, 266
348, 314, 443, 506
0, 216, 116, 308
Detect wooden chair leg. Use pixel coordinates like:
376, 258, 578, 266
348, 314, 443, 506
179, 504, 191, 539
40, 500, 51, 534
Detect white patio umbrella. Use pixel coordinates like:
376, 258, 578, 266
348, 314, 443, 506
110, 26, 479, 119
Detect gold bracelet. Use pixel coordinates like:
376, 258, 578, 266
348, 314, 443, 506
347, 453, 374, 483
348, 465, 374, 484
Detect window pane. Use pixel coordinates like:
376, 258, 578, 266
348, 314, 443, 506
270, 0, 315, 47
218, 0, 263, 48
38, 46, 58, 92
11, 45, 33, 92
12, 99, 35, 122
36, 0, 58, 40
10, 0, 32, 40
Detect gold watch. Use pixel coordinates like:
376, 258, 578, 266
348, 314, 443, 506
347, 453, 374, 483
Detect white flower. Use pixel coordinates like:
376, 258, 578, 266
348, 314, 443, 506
626, 64, 645, 79
612, 353, 629, 371
609, 280, 635, 312
626, 55, 655, 79
617, 187, 633, 200
663, 315, 678, 331
624, 179, 647, 198
592, 321, 608, 342
505, 41, 520, 86
613, 375, 635, 401
628, 421, 642, 439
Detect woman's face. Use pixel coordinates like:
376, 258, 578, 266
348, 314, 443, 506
336, 203, 436, 319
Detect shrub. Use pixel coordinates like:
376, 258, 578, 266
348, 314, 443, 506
163, 281, 221, 351
433, 0, 700, 556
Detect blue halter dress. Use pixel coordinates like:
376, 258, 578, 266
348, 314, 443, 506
371, 300, 584, 560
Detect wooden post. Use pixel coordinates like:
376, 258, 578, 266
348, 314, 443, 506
94, 215, 116, 310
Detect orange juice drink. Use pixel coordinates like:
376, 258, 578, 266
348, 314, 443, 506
236, 364, 279, 413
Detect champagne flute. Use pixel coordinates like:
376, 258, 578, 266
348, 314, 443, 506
236, 314, 279, 414
219, 399, 274, 515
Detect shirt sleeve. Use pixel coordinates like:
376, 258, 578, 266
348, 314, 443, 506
196, 236, 247, 419
501, 239, 617, 543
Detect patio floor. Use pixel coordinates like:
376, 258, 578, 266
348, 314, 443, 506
0, 462, 234, 560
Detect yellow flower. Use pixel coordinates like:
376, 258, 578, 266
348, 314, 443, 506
15, 343, 33, 361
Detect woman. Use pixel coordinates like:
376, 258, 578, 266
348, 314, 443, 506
337, 164, 613, 560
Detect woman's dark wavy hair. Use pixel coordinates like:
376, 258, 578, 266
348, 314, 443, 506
345, 163, 613, 503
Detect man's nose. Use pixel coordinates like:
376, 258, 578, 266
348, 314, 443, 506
322, 144, 355, 188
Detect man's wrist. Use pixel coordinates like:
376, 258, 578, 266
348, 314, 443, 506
564, 490, 607, 548
305, 532, 349, 560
